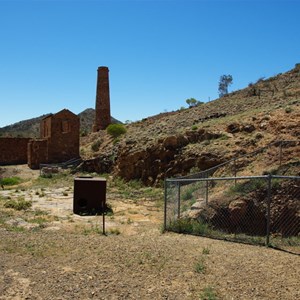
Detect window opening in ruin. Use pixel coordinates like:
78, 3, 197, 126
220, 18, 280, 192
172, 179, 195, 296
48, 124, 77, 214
62, 120, 71, 133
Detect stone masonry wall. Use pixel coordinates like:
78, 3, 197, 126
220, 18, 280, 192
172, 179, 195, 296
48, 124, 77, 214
93, 66, 111, 131
0, 138, 31, 165
46, 109, 80, 163
27, 139, 48, 169
0, 109, 80, 168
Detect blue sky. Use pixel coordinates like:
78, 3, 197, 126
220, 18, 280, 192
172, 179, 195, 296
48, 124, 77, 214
0, 0, 299, 127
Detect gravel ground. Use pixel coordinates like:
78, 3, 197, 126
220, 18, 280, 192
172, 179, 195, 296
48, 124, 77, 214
0, 165, 299, 299
1, 221, 300, 299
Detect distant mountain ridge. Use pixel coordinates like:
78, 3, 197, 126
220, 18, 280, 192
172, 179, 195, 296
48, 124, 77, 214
0, 108, 121, 138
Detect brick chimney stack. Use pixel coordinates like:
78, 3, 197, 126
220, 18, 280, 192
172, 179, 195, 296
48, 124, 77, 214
93, 66, 111, 132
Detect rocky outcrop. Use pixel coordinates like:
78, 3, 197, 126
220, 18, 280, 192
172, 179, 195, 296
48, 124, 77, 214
81, 154, 114, 174
228, 199, 248, 226
183, 179, 300, 237
184, 196, 267, 236
113, 129, 224, 185
226, 123, 256, 134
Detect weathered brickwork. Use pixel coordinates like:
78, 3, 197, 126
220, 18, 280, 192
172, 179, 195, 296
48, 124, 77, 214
1, 109, 80, 169
27, 109, 80, 169
42, 109, 80, 163
0, 137, 31, 165
27, 139, 48, 169
93, 66, 111, 131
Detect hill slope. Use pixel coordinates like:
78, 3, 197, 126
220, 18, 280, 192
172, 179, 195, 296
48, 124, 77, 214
0, 109, 120, 138
80, 64, 300, 185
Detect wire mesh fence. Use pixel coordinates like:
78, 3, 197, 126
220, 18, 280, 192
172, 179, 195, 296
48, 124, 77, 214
164, 175, 300, 255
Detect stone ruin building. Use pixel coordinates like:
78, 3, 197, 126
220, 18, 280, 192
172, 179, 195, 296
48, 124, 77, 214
1, 66, 110, 169
93, 66, 111, 131
28, 109, 80, 168
0, 109, 80, 169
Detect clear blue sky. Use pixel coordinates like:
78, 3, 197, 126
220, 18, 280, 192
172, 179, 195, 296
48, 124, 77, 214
0, 0, 299, 127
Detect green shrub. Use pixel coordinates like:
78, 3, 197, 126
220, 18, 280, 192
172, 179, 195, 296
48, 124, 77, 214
107, 124, 126, 138
200, 286, 218, 300
217, 134, 229, 141
91, 139, 102, 152
182, 188, 194, 201
4, 198, 32, 210
228, 178, 266, 195
80, 129, 88, 137
262, 168, 278, 175
194, 257, 206, 274
108, 228, 121, 235
202, 247, 210, 255
29, 217, 48, 227
168, 219, 210, 235
285, 106, 292, 113
0, 177, 21, 186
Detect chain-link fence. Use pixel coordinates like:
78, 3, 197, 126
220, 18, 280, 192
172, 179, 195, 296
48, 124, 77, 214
164, 175, 300, 255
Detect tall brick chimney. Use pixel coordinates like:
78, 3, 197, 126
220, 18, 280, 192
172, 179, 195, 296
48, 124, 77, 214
93, 66, 111, 132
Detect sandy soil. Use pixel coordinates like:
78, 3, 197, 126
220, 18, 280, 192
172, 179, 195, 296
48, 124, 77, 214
0, 166, 299, 299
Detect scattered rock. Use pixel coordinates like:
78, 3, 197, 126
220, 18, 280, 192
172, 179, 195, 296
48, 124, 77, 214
226, 123, 240, 133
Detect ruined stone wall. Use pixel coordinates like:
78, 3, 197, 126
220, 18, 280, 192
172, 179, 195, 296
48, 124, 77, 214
0, 109, 80, 169
27, 139, 48, 169
40, 116, 52, 139
0, 137, 31, 165
93, 66, 111, 131
46, 110, 80, 163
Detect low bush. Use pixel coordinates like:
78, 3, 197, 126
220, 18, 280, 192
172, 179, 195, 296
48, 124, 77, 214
181, 188, 194, 201
285, 106, 292, 113
0, 177, 21, 186
200, 286, 218, 300
194, 257, 206, 274
228, 178, 266, 195
106, 124, 126, 138
4, 198, 32, 211
167, 219, 210, 235
91, 139, 102, 152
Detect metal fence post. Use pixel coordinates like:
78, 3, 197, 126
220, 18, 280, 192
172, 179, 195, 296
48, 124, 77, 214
234, 158, 237, 185
101, 201, 106, 235
266, 174, 272, 246
279, 141, 283, 167
177, 182, 181, 219
163, 179, 167, 231
205, 179, 209, 204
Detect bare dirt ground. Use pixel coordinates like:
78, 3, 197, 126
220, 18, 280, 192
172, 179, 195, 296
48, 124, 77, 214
0, 166, 300, 299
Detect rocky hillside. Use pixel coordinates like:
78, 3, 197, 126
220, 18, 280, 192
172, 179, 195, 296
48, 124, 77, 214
0, 114, 51, 138
80, 64, 300, 185
0, 108, 120, 138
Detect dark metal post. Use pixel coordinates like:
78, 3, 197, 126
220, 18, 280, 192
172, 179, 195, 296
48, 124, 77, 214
101, 201, 106, 235
177, 182, 181, 219
102, 212, 105, 235
234, 158, 237, 185
205, 180, 209, 204
279, 141, 283, 167
163, 179, 167, 231
266, 174, 272, 246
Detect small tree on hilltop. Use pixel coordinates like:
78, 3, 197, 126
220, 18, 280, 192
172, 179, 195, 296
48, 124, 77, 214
186, 98, 203, 108
218, 74, 233, 97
